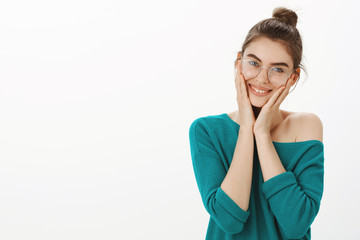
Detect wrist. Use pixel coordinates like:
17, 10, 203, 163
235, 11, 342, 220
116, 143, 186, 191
254, 130, 271, 139
239, 125, 254, 133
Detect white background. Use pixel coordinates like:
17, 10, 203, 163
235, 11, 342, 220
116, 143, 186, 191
0, 0, 359, 239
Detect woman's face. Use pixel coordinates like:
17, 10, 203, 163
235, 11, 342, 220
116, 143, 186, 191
239, 36, 297, 108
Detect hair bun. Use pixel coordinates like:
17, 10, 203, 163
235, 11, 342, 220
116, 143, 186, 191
272, 7, 298, 27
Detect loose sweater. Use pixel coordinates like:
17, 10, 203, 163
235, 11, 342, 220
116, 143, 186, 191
188, 113, 325, 240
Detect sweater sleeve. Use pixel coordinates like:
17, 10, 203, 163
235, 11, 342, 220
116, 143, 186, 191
189, 119, 250, 234
261, 141, 325, 239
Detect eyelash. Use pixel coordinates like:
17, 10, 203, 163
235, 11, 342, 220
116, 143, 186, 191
248, 60, 285, 72
272, 67, 284, 73
249, 60, 259, 67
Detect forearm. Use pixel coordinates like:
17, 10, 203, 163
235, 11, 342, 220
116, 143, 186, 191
260, 140, 325, 239
220, 127, 254, 211
254, 132, 286, 182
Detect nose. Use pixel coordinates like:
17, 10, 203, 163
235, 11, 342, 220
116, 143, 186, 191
256, 67, 270, 84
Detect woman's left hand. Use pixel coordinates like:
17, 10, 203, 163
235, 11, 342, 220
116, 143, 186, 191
253, 78, 293, 136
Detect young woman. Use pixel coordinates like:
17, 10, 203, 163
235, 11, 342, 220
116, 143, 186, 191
189, 7, 324, 240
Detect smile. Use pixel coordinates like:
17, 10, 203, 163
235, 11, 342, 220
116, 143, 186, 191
249, 84, 272, 96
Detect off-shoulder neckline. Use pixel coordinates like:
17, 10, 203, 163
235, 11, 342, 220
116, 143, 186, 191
220, 113, 323, 146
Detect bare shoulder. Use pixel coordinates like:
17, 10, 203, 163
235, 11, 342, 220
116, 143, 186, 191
289, 112, 323, 143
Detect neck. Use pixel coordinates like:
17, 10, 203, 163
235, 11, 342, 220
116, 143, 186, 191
252, 106, 261, 119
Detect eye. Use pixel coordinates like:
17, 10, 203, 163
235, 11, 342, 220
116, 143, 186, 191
271, 67, 285, 73
248, 60, 259, 67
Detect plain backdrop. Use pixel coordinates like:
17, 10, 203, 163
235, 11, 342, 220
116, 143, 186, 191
0, 0, 359, 239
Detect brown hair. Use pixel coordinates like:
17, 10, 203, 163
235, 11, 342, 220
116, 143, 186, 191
237, 7, 306, 89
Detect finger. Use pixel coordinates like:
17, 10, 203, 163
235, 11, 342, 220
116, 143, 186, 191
274, 79, 292, 108
266, 85, 285, 107
234, 62, 241, 81
234, 66, 241, 91
234, 58, 241, 80
234, 66, 245, 101
236, 65, 250, 98
234, 65, 244, 92
238, 71, 250, 101
234, 60, 251, 104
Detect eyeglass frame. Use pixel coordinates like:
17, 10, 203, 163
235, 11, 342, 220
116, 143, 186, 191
234, 57, 295, 85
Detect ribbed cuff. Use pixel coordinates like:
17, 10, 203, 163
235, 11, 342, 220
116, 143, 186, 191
262, 171, 297, 200
216, 187, 250, 223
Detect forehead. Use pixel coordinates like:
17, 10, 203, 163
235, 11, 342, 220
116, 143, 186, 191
244, 36, 293, 68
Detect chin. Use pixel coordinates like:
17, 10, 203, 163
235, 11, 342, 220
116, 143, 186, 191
250, 101, 265, 108
249, 94, 268, 108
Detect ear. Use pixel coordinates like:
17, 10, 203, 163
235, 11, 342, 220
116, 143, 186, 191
290, 68, 300, 86
237, 51, 242, 60
235, 51, 242, 69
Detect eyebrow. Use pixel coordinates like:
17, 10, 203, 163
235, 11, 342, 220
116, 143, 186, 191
246, 53, 290, 68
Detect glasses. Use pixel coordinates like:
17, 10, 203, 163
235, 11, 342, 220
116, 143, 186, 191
236, 58, 294, 86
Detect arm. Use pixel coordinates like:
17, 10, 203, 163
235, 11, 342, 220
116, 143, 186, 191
220, 126, 254, 211
189, 120, 253, 234
254, 133, 286, 182
255, 113, 324, 239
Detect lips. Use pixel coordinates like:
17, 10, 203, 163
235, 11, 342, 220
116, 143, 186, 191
249, 84, 272, 96
249, 84, 272, 91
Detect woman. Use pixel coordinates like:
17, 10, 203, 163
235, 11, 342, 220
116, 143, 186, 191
189, 7, 324, 240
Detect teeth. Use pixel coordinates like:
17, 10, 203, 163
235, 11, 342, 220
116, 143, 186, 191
251, 85, 270, 93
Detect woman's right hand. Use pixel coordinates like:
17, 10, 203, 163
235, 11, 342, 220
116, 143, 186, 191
234, 59, 255, 129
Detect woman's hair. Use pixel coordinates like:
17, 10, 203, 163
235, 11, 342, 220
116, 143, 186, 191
238, 7, 306, 87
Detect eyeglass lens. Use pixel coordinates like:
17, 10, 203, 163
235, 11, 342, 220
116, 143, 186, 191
241, 60, 288, 86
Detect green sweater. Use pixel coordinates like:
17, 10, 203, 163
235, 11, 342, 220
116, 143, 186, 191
189, 113, 324, 240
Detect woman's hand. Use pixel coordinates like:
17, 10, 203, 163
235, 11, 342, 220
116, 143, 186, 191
253, 78, 292, 136
234, 60, 255, 129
